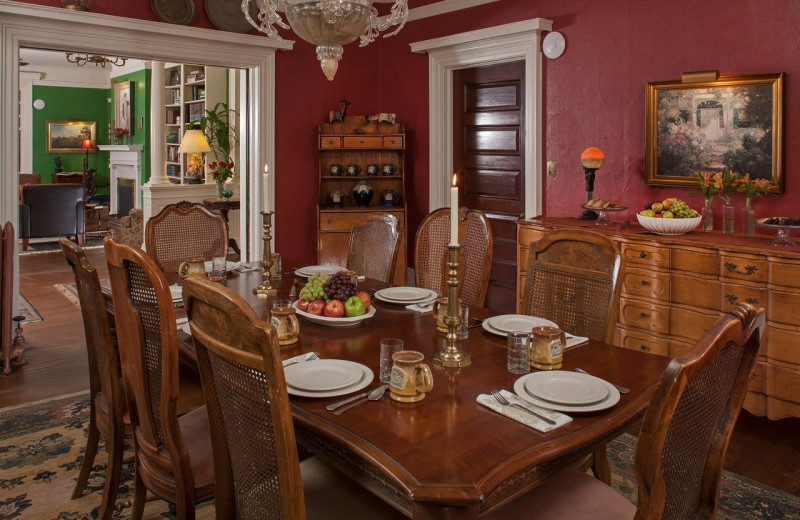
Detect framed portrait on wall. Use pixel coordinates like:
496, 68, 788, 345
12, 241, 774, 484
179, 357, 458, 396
114, 81, 134, 135
46, 120, 96, 153
645, 73, 784, 193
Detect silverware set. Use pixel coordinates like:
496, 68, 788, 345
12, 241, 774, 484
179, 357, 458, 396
325, 384, 389, 414
490, 390, 557, 425
283, 352, 319, 367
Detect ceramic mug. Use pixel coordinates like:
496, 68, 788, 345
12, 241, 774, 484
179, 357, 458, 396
390, 350, 434, 403
366, 164, 380, 176
329, 164, 343, 176
382, 163, 396, 176
529, 325, 565, 370
346, 164, 361, 176
178, 258, 206, 279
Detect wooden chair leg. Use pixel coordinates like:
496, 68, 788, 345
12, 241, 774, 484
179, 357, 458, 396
590, 445, 612, 485
131, 462, 147, 520
72, 405, 100, 499
77, 233, 85, 246
22, 238, 29, 251
98, 425, 125, 520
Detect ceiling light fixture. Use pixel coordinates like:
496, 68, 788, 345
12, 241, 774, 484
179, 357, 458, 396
65, 52, 127, 68
241, 0, 408, 81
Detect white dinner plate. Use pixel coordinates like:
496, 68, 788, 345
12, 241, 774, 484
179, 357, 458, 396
524, 371, 609, 405
294, 265, 346, 277
284, 359, 364, 392
293, 301, 376, 327
374, 287, 438, 304
513, 372, 620, 412
169, 284, 183, 302
203, 260, 240, 272
482, 315, 558, 336
286, 362, 374, 398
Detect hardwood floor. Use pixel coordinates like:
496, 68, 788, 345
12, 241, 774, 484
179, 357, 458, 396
2, 247, 799, 497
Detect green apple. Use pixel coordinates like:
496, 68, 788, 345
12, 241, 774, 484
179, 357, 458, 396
344, 296, 366, 317
662, 211, 674, 218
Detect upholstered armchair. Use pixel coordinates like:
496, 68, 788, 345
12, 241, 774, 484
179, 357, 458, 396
109, 208, 143, 247
18, 184, 85, 250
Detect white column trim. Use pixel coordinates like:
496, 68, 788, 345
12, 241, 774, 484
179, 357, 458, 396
18, 71, 43, 174
148, 61, 169, 186
411, 18, 552, 218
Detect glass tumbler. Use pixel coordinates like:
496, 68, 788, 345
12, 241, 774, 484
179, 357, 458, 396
211, 256, 227, 281
456, 304, 469, 340
379, 338, 404, 383
271, 299, 299, 346
507, 332, 531, 374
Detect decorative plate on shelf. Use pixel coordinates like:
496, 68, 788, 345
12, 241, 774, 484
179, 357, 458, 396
151, 0, 195, 25
206, 0, 259, 33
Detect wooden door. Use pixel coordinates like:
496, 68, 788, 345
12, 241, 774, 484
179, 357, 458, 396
453, 61, 525, 313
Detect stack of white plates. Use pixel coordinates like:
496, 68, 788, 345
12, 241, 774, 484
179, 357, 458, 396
513, 370, 620, 412
169, 284, 183, 304
283, 359, 374, 397
482, 314, 558, 336
294, 265, 346, 277
374, 287, 438, 305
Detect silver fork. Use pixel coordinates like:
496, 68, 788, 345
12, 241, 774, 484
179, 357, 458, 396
284, 352, 319, 367
491, 390, 557, 425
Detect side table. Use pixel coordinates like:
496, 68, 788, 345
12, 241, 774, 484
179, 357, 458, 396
202, 198, 241, 257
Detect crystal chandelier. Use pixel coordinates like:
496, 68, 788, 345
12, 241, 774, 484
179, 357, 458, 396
65, 53, 127, 68
242, 0, 408, 81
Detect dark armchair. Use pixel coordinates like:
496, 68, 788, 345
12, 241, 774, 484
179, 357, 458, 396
19, 184, 85, 250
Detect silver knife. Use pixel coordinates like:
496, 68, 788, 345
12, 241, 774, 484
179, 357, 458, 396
326, 390, 373, 411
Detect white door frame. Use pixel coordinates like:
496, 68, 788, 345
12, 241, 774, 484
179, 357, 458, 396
410, 18, 552, 218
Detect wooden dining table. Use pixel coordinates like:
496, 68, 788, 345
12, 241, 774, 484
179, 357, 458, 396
182, 265, 672, 519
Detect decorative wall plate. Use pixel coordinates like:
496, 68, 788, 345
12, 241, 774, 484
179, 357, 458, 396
206, 0, 259, 33
151, 0, 195, 25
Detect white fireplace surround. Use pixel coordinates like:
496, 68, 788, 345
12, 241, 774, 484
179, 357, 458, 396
98, 144, 143, 214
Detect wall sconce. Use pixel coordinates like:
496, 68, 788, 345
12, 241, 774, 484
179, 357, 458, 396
178, 127, 211, 184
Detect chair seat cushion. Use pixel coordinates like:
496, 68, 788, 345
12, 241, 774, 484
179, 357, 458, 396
485, 467, 636, 520
177, 405, 215, 498
301, 456, 407, 520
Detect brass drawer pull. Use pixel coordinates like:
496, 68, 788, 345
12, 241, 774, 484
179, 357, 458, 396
724, 262, 758, 276
725, 293, 738, 304
641, 280, 649, 286
640, 312, 648, 318
745, 297, 759, 304
640, 252, 647, 259
640, 345, 648, 351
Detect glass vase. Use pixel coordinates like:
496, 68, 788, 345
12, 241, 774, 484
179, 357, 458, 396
702, 198, 714, 232
742, 197, 756, 237
723, 197, 735, 235
216, 181, 226, 199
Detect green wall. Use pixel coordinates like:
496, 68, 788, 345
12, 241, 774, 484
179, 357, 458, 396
32, 85, 110, 188
110, 69, 151, 183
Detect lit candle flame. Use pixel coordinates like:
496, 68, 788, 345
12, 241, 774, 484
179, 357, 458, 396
452, 173, 457, 186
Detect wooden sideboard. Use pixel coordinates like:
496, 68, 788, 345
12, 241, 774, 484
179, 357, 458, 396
517, 217, 800, 420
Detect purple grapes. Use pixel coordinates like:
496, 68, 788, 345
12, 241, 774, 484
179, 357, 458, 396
324, 272, 357, 302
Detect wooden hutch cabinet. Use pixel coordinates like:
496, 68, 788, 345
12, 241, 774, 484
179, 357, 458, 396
317, 117, 406, 286
517, 217, 800, 420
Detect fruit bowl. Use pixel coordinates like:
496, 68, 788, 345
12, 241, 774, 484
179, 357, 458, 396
636, 214, 701, 236
293, 301, 376, 327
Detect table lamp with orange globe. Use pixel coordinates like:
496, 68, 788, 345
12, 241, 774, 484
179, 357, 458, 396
579, 147, 605, 220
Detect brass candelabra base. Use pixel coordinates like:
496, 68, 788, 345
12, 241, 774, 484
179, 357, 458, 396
254, 210, 278, 295
433, 244, 471, 368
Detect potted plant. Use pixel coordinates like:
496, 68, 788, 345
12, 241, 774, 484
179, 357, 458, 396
196, 102, 238, 165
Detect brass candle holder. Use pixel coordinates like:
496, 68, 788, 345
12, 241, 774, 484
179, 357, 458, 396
253, 210, 277, 295
433, 244, 471, 368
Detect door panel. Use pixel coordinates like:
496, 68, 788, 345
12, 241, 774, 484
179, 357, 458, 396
454, 61, 525, 314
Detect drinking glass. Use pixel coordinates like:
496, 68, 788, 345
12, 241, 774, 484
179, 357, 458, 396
456, 304, 469, 340
379, 338, 404, 383
271, 300, 299, 346
211, 256, 227, 281
270, 253, 282, 279
507, 332, 531, 374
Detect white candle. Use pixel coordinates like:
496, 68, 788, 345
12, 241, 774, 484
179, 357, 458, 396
450, 173, 458, 245
268, 164, 269, 211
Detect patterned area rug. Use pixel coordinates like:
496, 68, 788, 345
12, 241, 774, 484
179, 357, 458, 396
1, 394, 798, 519
54, 283, 80, 309
17, 295, 42, 325
19, 238, 104, 256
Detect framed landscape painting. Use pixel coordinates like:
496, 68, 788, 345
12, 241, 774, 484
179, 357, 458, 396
645, 73, 784, 193
46, 120, 96, 153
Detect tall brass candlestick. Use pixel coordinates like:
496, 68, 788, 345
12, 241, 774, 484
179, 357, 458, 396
254, 210, 277, 295
433, 244, 471, 367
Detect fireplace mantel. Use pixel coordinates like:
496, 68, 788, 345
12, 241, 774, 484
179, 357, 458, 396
98, 144, 144, 214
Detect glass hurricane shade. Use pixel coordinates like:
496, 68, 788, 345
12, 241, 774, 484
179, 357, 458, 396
243, 0, 408, 81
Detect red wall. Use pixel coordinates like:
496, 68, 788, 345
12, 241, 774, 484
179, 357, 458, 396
14, 0, 800, 262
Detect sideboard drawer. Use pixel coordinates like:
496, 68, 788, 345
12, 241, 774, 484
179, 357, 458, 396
622, 267, 669, 300
343, 136, 382, 148
768, 259, 800, 289
671, 273, 720, 310
764, 323, 800, 366
765, 363, 800, 405
721, 282, 767, 313
320, 211, 404, 232
382, 135, 404, 149
618, 327, 669, 355
619, 298, 669, 335
669, 306, 720, 342
672, 247, 718, 275
622, 243, 670, 269
319, 136, 342, 148
720, 253, 767, 283
768, 289, 800, 326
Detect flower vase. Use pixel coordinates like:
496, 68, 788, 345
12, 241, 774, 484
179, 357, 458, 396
702, 198, 714, 232
112, 136, 123, 145
723, 197, 735, 235
742, 197, 756, 237
216, 182, 226, 199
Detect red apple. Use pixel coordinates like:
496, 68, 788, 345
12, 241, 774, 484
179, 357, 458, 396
307, 299, 326, 316
324, 299, 345, 318
355, 291, 370, 310
297, 298, 311, 312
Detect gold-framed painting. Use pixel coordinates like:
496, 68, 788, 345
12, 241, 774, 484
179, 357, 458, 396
114, 80, 134, 134
645, 73, 784, 193
46, 120, 96, 153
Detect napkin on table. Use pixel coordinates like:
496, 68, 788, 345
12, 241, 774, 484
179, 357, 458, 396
476, 389, 572, 433
405, 299, 436, 314
282, 352, 319, 367
565, 334, 589, 350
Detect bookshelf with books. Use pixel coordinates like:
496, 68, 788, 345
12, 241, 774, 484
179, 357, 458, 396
163, 63, 227, 184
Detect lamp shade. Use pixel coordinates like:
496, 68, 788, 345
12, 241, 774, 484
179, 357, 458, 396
178, 129, 211, 154
81, 139, 95, 151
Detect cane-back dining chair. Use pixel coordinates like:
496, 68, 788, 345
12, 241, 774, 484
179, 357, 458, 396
60, 238, 128, 520
488, 302, 765, 520
181, 276, 407, 520
346, 213, 400, 284
414, 207, 493, 306
145, 201, 227, 284
522, 229, 624, 345
104, 237, 214, 520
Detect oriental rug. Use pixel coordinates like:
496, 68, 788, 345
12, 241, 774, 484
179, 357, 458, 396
17, 294, 41, 325
1, 394, 798, 519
